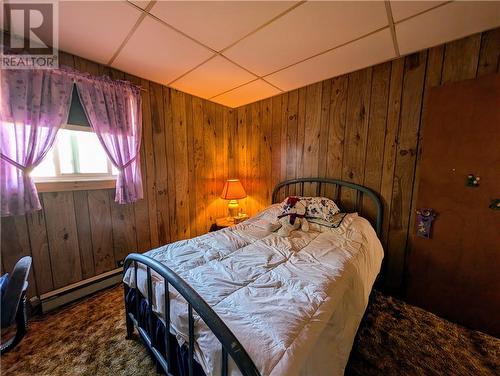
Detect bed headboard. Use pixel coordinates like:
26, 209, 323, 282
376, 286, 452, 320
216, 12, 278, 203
272, 178, 383, 238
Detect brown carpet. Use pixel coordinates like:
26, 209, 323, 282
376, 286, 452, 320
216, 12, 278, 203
1, 287, 498, 376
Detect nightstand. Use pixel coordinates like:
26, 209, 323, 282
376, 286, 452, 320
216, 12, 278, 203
210, 215, 248, 232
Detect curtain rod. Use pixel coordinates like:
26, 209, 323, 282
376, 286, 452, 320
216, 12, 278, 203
57, 65, 147, 93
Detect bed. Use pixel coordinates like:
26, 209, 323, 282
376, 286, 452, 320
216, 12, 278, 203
122, 178, 384, 376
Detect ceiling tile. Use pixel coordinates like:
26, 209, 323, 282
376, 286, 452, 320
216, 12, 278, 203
389, 1, 447, 23
266, 29, 395, 92
112, 17, 213, 86
170, 56, 256, 99
128, 1, 150, 10
224, 1, 388, 76
150, 1, 296, 52
396, 1, 500, 56
211, 79, 281, 108
58, 1, 141, 64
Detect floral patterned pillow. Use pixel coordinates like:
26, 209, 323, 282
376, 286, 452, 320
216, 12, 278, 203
280, 196, 340, 223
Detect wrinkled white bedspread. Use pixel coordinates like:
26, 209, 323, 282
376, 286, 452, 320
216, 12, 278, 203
123, 204, 383, 376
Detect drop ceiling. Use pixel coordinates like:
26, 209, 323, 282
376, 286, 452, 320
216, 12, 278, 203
6, 1, 500, 108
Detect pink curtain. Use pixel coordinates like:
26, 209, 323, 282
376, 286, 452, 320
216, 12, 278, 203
0, 70, 73, 216
75, 76, 143, 204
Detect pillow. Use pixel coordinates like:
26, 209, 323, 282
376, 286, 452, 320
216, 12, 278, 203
302, 196, 340, 222
280, 196, 340, 222
0, 273, 9, 299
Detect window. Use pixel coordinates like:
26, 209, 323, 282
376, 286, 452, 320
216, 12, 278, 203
31, 124, 118, 182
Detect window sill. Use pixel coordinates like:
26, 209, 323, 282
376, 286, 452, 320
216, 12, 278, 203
35, 179, 116, 193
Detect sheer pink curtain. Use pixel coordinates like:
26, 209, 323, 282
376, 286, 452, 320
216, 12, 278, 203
75, 76, 143, 204
0, 70, 73, 216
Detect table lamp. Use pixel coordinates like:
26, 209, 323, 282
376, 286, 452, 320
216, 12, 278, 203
220, 179, 246, 218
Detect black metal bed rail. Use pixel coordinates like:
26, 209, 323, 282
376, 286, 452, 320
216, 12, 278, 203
123, 254, 260, 376
271, 177, 383, 238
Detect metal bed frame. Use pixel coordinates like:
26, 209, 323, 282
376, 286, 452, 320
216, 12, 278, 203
123, 178, 383, 376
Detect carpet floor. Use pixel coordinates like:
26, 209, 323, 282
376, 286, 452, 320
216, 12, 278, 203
1, 286, 498, 376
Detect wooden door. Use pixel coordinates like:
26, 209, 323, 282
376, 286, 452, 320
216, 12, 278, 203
407, 74, 500, 336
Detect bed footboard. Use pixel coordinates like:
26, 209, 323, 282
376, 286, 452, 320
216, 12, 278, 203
123, 253, 260, 376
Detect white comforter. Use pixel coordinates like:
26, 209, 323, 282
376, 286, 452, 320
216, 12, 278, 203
123, 204, 383, 376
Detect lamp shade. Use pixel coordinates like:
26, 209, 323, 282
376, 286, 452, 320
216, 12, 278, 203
221, 179, 246, 200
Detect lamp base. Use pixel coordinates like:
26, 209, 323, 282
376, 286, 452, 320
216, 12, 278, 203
227, 200, 239, 218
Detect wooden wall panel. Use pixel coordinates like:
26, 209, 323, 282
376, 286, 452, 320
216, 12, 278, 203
260, 99, 273, 205
341, 68, 372, 212
285, 90, 298, 196
228, 109, 235, 181
235, 106, 249, 213
477, 28, 500, 76
1, 216, 37, 297
441, 34, 481, 84
185, 94, 198, 236
151, 83, 170, 245
379, 59, 404, 248
215, 106, 225, 220
325, 76, 348, 199
247, 103, 260, 214
302, 83, 322, 196
87, 190, 114, 274
43, 192, 82, 288
138, 78, 158, 248
163, 87, 178, 241
203, 101, 218, 231
220, 108, 232, 214
278, 93, 289, 194
25, 198, 53, 294
192, 97, 208, 236
171, 90, 191, 239
362, 63, 391, 224
73, 190, 95, 280
271, 95, 284, 193
318, 80, 332, 180
109, 191, 137, 264
133, 182, 152, 253
295, 88, 307, 194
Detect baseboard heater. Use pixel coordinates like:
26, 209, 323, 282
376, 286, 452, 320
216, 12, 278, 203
37, 268, 123, 313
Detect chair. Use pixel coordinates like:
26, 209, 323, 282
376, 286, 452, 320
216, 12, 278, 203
1, 256, 32, 354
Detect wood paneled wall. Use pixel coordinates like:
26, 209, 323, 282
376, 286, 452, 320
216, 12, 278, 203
232, 28, 500, 293
1, 28, 498, 299
0, 53, 236, 298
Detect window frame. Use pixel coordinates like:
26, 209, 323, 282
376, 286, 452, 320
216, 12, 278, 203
32, 123, 117, 191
